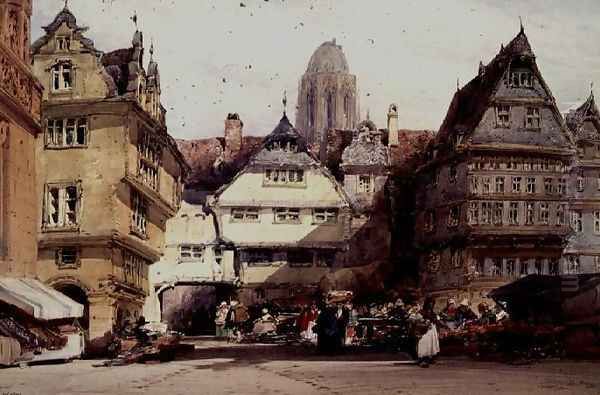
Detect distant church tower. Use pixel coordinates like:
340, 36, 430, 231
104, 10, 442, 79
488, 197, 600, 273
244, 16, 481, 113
296, 39, 357, 148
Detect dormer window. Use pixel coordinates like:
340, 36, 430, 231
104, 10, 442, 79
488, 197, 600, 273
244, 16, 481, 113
264, 168, 305, 186
525, 107, 541, 129
56, 36, 71, 52
510, 71, 533, 88
51, 62, 72, 91
496, 105, 510, 128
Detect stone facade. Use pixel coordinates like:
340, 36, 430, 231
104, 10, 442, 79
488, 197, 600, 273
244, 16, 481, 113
415, 28, 577, 307
0, 0, 43, 278
565, 92, 600, 273
296, 39, 357, 149
31, 5, 188, 342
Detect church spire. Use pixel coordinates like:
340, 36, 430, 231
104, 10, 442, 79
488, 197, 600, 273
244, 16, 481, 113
282, 90, 288, 116
519, 16, 524, 34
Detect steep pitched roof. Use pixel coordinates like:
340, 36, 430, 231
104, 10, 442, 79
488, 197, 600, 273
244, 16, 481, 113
566, 91, 600, 141
436, 28, 565, 149
31, 5, 99, 55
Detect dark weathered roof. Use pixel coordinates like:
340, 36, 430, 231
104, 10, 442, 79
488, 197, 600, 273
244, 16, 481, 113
436, 28, 549, 148
262, 113, 307, 151
566, 91, 600, 141
341, 130, 389, 169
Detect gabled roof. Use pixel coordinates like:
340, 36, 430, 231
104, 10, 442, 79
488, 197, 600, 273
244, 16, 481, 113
436, 27, 567, 150
31, 5, 99, 55
566, 91, 600, 141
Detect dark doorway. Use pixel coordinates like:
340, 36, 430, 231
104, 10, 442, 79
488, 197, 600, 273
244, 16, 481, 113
54, 283, 89, 331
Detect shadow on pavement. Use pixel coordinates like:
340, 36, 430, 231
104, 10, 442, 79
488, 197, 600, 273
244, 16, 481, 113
175, 342, 414, 371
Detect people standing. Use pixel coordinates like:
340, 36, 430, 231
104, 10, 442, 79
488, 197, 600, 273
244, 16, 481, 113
214, 302, 229, 339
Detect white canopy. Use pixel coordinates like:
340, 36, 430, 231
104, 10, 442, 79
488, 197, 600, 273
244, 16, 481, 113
0, 278, 83, 320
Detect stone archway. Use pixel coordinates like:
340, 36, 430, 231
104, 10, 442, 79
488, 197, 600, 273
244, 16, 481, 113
49, 278, 90, 330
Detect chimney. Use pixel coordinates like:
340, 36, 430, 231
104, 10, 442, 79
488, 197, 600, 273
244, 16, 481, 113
224, 113, 243, 162
387, 103, 399, 146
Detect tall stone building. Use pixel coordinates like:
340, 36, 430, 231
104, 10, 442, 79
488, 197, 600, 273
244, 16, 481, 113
0, 0, 43, 277
565, 90, 600, 273
296, 39, 357, 149
415, 27, 576, 306
31, 5, 188, 341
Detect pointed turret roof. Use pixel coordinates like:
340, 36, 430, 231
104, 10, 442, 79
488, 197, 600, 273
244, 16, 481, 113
566, 90, 600, 141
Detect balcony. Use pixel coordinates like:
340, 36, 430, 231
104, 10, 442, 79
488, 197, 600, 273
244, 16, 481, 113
0, 41, 43, 126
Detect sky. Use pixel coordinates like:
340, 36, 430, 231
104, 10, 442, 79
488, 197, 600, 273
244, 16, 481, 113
32, 0, 600, 140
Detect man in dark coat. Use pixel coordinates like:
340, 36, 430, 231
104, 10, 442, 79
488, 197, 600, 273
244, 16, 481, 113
316, 306, 339, 354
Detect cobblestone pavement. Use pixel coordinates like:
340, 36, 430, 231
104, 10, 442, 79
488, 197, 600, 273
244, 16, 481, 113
1, 340, 599, 395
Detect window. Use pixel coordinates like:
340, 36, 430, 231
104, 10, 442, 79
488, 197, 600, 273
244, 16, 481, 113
597, 175, 600, 191
451, 250, 462, 268
131, 191, 148, 237
557, 204, 567, 226
449, 165, 457, 183
572, 211, 583, 233
496, 105, 510, 127
244, 250, 274, 267
447, 206, 460, 227
56, 36, 71, 51
288, 250, 314, 267
316, 251, 336, 267
468, 203, 478, 225
55, 247, 79, 269
475, 258, 485, 277
482, 177, 491, 194
122, 251, 148, 288
510, 71, 533, 88
358, 175, 373, 193
46, 118, 87, 148
594, 212, 600, 234
427, 253, 441, 272
512, 177, 522, 193
558, 178, 567, 195
526, 177, 536, 194
525, 202, 535, 225
265, 169, 305, 186
326, 92, 335, 129
469, 176, 478, 194
539, 203, 549, 225
544, 178, 553, 195
274, 208, 300, 224
180, 245, 204, 261
51, 62, 72, 91
432, 171, 439, 187
509, 202, 519, 225
491, 258, 502, 276
577, 172, 585, 192
595, 256, 600, 273
566, 256, 580, 274
525, 107, 541, 129
43, 183, 80, 229
519, 259, 529, 275
313, 208, 338, 224
534, 258, 544, 275
495, 177, 504, 193
504, 259, 516, 277
481, 202, 492, 225
549, 258, 560, 275
231, 208, 259, 222
138, 131, 161, 191
493, 202, 503, 225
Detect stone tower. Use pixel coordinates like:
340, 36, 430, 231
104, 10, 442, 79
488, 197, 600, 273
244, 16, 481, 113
296, 39, 357, 148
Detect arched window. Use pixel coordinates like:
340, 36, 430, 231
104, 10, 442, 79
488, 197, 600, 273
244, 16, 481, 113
307, 91, 315, 128
343, 94, 351, 129
326, 91, 335, 129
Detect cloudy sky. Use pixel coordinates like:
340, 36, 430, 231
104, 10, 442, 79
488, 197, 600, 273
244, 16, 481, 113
32, 0, 600, 139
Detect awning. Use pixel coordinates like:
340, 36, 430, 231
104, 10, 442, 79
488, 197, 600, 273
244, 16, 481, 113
0, 278, 83, 320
